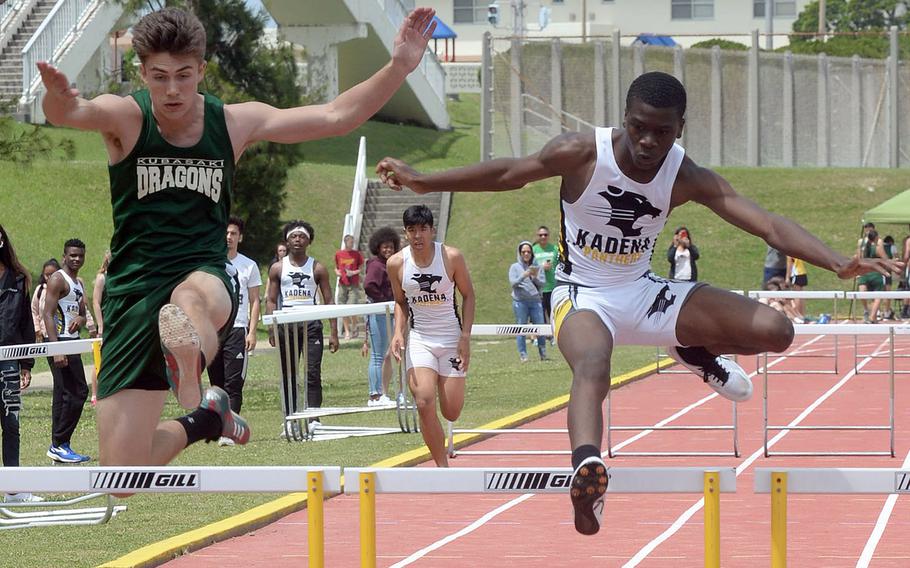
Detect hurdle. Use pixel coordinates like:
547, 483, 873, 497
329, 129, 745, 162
749, 290, 844, 375
762, 324, 906, 457
0, 337, 100, 361
444, 324, 565, 458
347, 466, 736, 568
263, 302, 419, 441
0, 465, 342, 554
845, 291, 910, 373
755, 468, 910, 567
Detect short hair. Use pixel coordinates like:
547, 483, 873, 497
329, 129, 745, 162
64, 238, 86, 252
228, 215, 245, 234
132, 8, 207, 62
626, 71, 687, 118
282, 220, 315, 243
864, 222, 876, 229
403, 205, 434, 228
368, 227, 401, 257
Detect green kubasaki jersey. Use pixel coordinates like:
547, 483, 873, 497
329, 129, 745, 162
106, 90, 234, 296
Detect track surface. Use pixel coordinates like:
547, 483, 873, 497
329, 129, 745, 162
165, 331, 910, 567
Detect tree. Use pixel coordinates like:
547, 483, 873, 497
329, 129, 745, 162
118, 0, 307, 263
0, 98, 75, 163
789, 1, 909, 57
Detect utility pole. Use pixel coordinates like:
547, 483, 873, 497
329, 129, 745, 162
511, 0, 526, 37
764, 0, 774, 50
818, 0, 826, 38
582, 0, 587, 43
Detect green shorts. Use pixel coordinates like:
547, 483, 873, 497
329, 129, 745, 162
97, 265, 238, 399
858, 272, 884, 291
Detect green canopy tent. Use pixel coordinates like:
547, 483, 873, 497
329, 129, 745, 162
863, 189, 910, 225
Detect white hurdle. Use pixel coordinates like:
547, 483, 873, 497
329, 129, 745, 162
754, 468, 910, 567
262, 302, 419, 441
763, 323, 910, 457
0, 338, 100, 361
0, 466, 342, 537
445, 324, 560, 458
349, 466, 735, 568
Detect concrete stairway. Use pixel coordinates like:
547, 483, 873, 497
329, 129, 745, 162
0, 0, 55, 99
358, 180, 446, 251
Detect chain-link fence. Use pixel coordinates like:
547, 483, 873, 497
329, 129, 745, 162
482, 31, 905, 168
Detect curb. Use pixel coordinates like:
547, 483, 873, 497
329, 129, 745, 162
99, 357, 673, 567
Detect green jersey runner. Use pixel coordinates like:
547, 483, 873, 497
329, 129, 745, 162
98, 89, 238, 398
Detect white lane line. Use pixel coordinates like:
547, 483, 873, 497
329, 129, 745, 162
622, 338, 889, 568
856, 450, 910, 567
388, 494, 535, 568
391, 334, 826, 566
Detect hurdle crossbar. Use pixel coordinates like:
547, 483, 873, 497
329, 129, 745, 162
755, 468, 910, 567
0, 338, 100, 361
0, 466, 342, 494
350, 467, 733, 568
763, 325, 898, 457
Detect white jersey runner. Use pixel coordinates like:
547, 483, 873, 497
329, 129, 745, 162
401, 242, 461, 343
555, 126, 684, 287
279, 256, 318, 308
54, 270, 84, 339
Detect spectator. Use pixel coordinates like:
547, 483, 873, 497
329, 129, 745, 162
362, 227, 401, 406
760, 277, 804, 323
0, 224, 43, 503
335, 234, 365, 340
207, 217, 261, 445
31, 259, 60, 342
532, 226, 558, 329
509, 241, 547, 362
42, 238, 92, 463
786, 255, 808, 321
857, 229, 885, 323
263, 241, 288, 311
266, 221, 339, 429
881, 235, 899, 320
89, 251, 111, 407
667, 226, 699, 282
763, 246, 787, 286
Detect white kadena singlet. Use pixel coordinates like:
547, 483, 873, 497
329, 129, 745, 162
555, 127, 685, 287
280, 256, 318, 308
54, 270, 84, 339
401, 242, 461, 342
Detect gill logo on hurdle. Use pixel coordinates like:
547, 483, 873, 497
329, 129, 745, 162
895, 471, 910, 492
0, 345, 48, 358
484, 470, 575, 492
90, 470, 201, 491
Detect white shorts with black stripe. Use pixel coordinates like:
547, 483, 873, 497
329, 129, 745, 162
550, 272, 705, 347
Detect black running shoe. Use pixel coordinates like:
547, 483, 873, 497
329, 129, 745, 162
570, 456, 608, 535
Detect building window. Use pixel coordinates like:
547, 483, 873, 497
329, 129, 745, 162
671, 0, 714, 20
753, 1, 797, 17
454, 0, 488, 24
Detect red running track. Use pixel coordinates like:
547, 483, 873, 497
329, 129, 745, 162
165, 330, 910, 567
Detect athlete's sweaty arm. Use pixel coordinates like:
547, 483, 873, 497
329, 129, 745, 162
376, 132, 592, 195
674, 159, 901, 280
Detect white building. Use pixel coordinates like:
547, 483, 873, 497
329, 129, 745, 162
424, 0, 813, 60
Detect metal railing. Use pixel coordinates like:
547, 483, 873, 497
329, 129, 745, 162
0, 0, 38, 54
377, 0, 446, 105
20, 0, 97, 100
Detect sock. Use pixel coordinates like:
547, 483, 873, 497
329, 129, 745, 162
571, 444, 601, 470
176, 408, 222, 446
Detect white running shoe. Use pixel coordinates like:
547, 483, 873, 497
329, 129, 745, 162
4, 493, 45, 503
217, 436, 236, 447
377, 394, 395, 407
570, 456, 608, 535
667, 346, 753, 402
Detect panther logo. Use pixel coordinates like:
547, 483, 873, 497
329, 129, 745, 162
595, 186, 662, 238
449, 356, 462, 371
646, 284, 677, 319
289, 272, 311, 288
412, 273, 443, 293
73, 287, 84, 303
